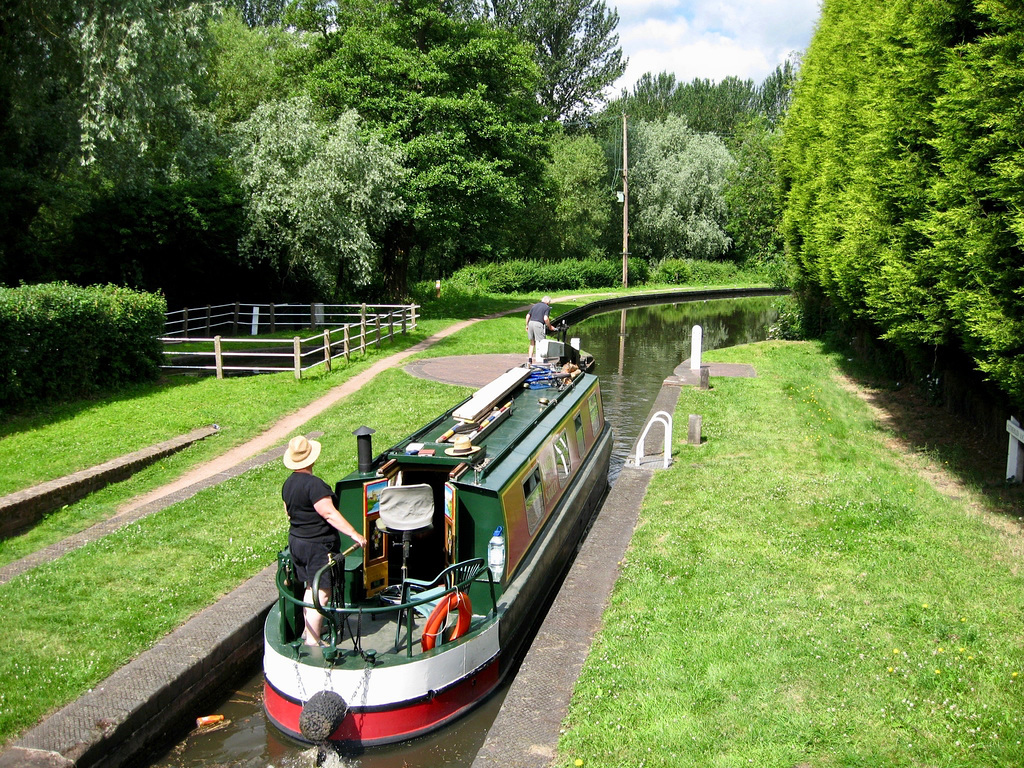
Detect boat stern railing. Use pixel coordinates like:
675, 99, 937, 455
274, 554, 497, 660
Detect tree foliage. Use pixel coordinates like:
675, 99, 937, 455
780, 0, 1024, 406
297, 0, 548, 294
630, 116, 734, 263
489, 0, 626, 123
231, 96, 407, 294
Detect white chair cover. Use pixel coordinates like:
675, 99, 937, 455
378, 484, 434, 531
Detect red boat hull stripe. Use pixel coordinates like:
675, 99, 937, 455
263, 657, 501, 745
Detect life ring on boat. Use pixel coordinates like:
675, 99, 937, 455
421, 591, 472, 651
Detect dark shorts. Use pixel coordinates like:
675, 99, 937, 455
289, 533, 341, 591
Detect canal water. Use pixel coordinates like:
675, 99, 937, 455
149, 295, 778, 768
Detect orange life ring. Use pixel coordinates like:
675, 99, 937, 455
421, 591, 472, 651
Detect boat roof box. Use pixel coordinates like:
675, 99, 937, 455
537, 339, 564, 360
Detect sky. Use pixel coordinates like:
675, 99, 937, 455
609, 0, 822, 94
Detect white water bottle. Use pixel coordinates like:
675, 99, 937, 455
487, 526, 505, 583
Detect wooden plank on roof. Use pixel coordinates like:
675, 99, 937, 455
453, 366, 531, 424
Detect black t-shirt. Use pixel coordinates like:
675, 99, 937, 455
527, 302, 550, 324
282, 471, 334, 539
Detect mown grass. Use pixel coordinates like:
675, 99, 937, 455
0, 368, 475, 742
0, 293, 541, 565
557, 341, 1024, 767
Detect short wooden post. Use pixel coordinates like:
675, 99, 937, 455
411, 303, 418, 329
310, 303, 316, 329
323, 329, 332, 372
343, 324, 350, 362
204, 305, 211, 335
233, 302, 240, 334
688, 414, 702, 445
401, 306, 407, 334
1007, 416, 1024, 483
360, 304, 367, 355
293, 337, 302, 380
214, 336, 224, 379
182, 307, 190, 336
699, 366, 710, 390
269, 304, 276, 334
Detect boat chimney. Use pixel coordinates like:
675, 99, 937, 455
353, 426, 375, 473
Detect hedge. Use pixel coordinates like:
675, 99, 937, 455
0, 283, 166, 408
446, 257, 650, 294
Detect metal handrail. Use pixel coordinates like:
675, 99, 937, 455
277, 556, 495, 658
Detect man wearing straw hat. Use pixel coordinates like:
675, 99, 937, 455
282, 435, 367, 646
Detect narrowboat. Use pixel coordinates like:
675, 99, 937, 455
263, 342, 612, 746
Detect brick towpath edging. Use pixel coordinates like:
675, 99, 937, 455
0, 426, 220, 540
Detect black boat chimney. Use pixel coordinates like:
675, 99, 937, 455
353, 426, 375, 474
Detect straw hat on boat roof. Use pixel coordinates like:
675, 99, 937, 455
444, 434, 482, 457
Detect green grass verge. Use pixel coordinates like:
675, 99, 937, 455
556, 341, 1024, 767
0, 368, 474, 742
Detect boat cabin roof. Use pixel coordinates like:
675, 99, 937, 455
365, 364, 599, 494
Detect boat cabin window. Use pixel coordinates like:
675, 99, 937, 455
523, 466, 545, 534
588, 392, 601, 430
553, 431, 571, 485
574, 413, 586, 453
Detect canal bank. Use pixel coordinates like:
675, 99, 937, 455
0, 290, 774, 768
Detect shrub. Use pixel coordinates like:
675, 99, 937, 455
766, 295, 806, 340
0, 283, 166, 408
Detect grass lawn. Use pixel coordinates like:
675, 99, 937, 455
557, 340, 1024, 767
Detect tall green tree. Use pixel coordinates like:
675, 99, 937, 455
537, 131, 612, 258
630, 116, 734, 263
0, 0, 219, 285
489, 0, 625, 123
231, 95, 407, 294
297, 0, 549, 295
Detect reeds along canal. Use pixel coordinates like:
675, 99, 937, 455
147, 295, 779, 768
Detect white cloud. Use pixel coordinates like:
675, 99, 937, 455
609, 0, 821, 93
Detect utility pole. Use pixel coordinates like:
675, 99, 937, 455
621, 112, 629, 288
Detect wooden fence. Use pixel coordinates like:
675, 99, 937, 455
160, 303, 419, 379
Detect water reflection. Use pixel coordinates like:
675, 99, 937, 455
577, 297, 777, 480
148, 296, 777, 768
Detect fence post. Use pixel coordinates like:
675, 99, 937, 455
1007, 416, 1024, 483
233, 302, 240, 334
205, 305, 211, 335
402, 306, 407, 334
293, 337, 302, 380
250, 306, 260, 336
323, 330, 332, 372
183, 307, 190, 337
310, 304, 316, 329
411, 303, 417, 329
269, 304, 276, 334
343, 324, 350, 363
360, 305, 368, 356
375, 313, 382, 349
214, 336, 224, 379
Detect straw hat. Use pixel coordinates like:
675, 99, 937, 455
444, 434, 482, 457
284, 435, 322, 470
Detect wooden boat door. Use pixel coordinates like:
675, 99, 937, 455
362, 478, 390, 597
444, 482, 457, 566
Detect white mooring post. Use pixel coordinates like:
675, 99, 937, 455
690, 325, 703, 370
1006, 416, 1024, 483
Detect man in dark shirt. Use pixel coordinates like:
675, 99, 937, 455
526, 295, 556, 363
282, 435, 366, 646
